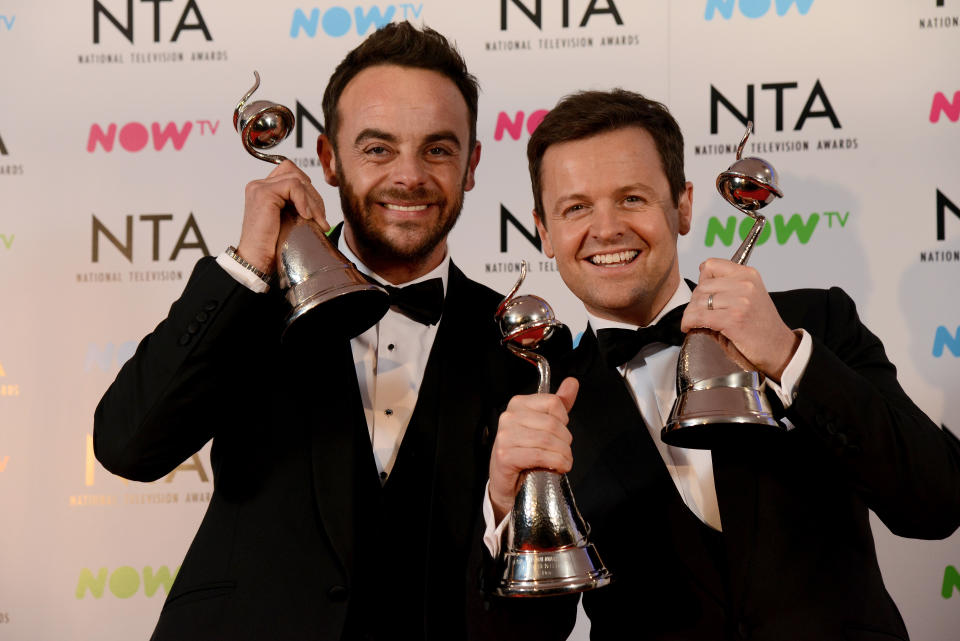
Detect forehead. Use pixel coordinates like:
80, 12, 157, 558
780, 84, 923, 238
335, 64, 471, 144
540, 126, 668, 199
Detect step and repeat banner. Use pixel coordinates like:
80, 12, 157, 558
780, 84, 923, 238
1, 1, 958, 638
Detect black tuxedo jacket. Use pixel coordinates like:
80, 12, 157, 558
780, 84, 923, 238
94, 244, 533, 640
479, 287, 960, 641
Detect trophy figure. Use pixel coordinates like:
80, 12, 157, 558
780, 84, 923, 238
493, 261, 612, 596
234, 71, 389, 339
661, 122, 785, 449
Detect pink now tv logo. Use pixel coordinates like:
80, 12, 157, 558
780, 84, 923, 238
930, 91, 960, 123
494, 109, 548, 141
87, 120, 219, 152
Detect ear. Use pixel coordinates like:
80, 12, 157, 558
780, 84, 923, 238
533, 210, 555, 258
676, 181, 693, 236
463, 141, 482, 192
317, 134, 338, 187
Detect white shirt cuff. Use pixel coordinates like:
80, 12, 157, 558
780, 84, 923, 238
482, 480, 511, 559
216, 251, 270, 294
767, 329, 811, 409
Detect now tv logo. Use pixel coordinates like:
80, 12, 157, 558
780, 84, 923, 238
705, 0, 814, 20
87, 119, 219, 152
494, 109, 548, 141
930, 91, 960, 123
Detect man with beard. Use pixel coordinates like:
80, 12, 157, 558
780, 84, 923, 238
479, 89, 960, 640
94, 23, 537, 640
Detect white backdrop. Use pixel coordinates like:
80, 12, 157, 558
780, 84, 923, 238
1, 1, 958, 639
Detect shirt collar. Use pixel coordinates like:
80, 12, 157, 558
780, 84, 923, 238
586, 280, 692, 333
337, 231, 450, 296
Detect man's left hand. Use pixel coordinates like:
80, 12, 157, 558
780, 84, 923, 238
682, 258, 800, 382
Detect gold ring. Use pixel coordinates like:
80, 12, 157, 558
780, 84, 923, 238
707, 293, 714, 311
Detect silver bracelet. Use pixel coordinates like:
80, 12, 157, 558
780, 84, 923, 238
225, 246, 272, 284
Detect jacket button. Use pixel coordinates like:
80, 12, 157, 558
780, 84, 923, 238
203, 300, 218, 311
186, 321, 200, 334
195, 311, 209, 323
178, 335, 191, 346
327, 585, 348, 601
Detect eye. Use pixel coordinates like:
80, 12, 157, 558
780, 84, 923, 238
624, 195, 645, 205
426, 146, 452, 156
364, 145, 389, 156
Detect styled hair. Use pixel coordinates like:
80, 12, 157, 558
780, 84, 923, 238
322, 22, 479, 149
527, 89, 686, 220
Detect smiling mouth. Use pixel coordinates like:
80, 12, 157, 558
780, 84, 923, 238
382, 203, 430, 212
588, 250, 639, 266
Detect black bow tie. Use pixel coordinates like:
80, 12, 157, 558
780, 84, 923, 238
595, 305, 686, 368
380, 278, 444, 326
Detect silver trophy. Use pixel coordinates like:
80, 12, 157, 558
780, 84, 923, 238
494, 261, 612, 596
661, 122, 784, 449
234, 71, 389, 339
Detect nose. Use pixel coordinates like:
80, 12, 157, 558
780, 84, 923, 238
590, 201, 624, 240
391, 151, 428, 190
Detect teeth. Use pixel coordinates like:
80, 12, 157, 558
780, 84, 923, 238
383, 203, 429, 212
589, 250, 638, 265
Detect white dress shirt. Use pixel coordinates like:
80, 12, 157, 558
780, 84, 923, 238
216, 237, 448, 484
483, 280, 812, 556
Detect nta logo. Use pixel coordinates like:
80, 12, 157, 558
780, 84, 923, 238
0, 131, 7, 155
711, 80, 840, 134
92, 213, 209, 262
500, 0, 623, 30
0, 14, 13, 31
495, 109, 547, 141
705, 211, 846, 247
938, 189, 959, 241
705, 0, 813, 20
291, 4, 421, 38
93, 0, 211, 43
933, 326, 959, 358
87, 120, 218, 153
930, 91, 960, 123
76, 565, 178, 599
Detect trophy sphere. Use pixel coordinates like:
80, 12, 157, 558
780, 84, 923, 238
499, 295, 560, 348
717, 157, 783, 214
236, 100, 295, 152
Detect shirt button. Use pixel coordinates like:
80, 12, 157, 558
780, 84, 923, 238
384, 408, 393, 416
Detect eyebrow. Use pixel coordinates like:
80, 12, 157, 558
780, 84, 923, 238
353, 128, 463, 150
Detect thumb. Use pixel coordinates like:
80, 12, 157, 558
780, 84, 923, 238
555, 377, 579, 413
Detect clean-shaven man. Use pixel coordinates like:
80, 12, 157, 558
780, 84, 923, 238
483, 89, 960, 641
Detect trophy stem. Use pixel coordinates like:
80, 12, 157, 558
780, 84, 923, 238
506, 344, 551, 394
731, 215, 766, 266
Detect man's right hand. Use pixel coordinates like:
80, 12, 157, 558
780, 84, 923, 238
236, 160, 330, 275
488, 377, 579, 524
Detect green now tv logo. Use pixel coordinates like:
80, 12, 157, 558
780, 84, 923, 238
76, 565, 179, 599
945, 565, 960, 598
704, 211, 848, 247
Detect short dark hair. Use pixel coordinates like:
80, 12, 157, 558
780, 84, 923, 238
322, 22, 479, 149
527, 89, 686, 221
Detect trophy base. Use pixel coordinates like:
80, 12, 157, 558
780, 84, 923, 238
662, 385, 783, 449
496, 543, 613, 597
283, 275, 390, 342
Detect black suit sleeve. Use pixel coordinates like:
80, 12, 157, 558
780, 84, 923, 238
785, 286, 960, 539
93, 257, 286, 481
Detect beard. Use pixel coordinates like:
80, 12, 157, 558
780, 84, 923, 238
336, 164, 467, 265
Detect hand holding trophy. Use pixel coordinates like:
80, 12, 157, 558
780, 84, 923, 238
662, 122, 785, 449
493, 261, 612, 596
233, 72, 389, 339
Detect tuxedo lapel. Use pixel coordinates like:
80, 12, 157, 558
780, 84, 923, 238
568, 329, 728, 608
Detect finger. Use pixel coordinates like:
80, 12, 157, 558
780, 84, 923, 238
494, 445, 573, 477
499, 406, 573, 445
555, 377, 579, 413
505, 392, 571, 425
